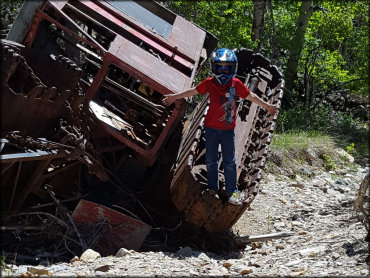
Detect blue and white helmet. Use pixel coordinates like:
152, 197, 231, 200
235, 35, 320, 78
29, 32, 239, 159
210, 48, 238, 85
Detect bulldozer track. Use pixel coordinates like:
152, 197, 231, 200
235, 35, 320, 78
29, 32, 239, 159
170, 48, 284, 232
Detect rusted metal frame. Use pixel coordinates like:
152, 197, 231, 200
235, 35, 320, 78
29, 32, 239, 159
102, 77, 165, 115
88, 1, 195, 67
42, 160, 80, 179
45, 2, 107, 52
63, 2, 114, 40
25, 8, 105, 57
79, 1, 194, 70
13, 157, 52, 211
8, 161, 22, 211
95, 143, 126, 154
23, 10, 42, 48
0, 150, 65, 163
0, 138, 8, 153
0, 162, 15, 175
88, 53, 187, 166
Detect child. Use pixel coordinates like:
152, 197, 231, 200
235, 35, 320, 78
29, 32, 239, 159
163, 48, 277, 204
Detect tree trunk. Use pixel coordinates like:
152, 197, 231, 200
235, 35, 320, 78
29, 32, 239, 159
285, 0, 314, 95
252, 0, 266, 52
267, 0, 279, 65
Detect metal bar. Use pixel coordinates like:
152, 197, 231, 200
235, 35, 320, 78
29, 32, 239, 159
0, 150, 64, 163
42, 160, 79, 179
9, 161, 22, 210
103, 77, 165, 114
14, 158, 52, 210
0, 138, 8, 153
33, 8, 104, 54
0, 161, 15, 175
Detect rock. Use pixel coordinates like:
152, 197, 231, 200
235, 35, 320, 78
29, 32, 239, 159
240, 269, 253, 275
26, 267, 52, 276
116, 248, 131, 257
194, 252, 209, 260
95, 265, 110, 272
297, 166, 312, 176
95, 271, 108, 277
335, 149, 354, 163
54, 272, 78, 277
176, 246, 193, 257
80, 249, 101, 263
251, 242, 263, 249
70, 256, 79, 263
331, 252, 340, 260
299, 246, 326, 257
288, 182, 304, 189
285, 259, 302, 267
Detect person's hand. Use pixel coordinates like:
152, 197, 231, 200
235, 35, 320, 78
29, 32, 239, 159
267, 104, 278, 115
162, 94, 177, 106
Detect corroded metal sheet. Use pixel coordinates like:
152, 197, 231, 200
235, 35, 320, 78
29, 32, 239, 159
72, 200, 151, 254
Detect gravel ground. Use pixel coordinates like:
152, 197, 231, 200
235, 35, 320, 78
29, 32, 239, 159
2, 155, 369, 277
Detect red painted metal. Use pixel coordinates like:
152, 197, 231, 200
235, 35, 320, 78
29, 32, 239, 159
75, 1, 193, 67
72, 199, 151, 254
24, 8, 104, 55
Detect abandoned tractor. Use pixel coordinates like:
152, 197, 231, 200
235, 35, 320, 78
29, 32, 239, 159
1, 0, 283, 257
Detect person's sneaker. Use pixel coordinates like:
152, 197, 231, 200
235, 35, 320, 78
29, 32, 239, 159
206, 189, 219, 199
227, 192, 240, 205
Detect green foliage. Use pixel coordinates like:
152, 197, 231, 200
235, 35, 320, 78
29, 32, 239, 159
270, 130, 334, 153
165, 0, 368, 100
322, 153, 336, 170
165, 1, 256, 49
276, 105, 368, 158
346, 143, 355, 155
1, 252, 6, 271
0, 0, 23, 31
276, 104, 332, 133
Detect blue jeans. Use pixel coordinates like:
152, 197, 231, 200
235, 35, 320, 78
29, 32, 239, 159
205, 127, 237, 194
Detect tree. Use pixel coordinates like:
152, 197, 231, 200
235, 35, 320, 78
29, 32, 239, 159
284, 0, 314, 100
251, 0, 266, 52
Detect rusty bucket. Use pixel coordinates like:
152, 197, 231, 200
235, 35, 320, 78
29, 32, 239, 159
72, 200, 151, 255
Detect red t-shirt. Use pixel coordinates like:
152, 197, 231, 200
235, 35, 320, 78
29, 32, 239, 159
196, 77, 250, 130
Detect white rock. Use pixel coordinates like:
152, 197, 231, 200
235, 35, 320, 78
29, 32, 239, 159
299, 246, 326, 257
95, 271, 108, 277
335, 148, 354, 163
194, 252, 209, 260
80, 249, 101, 263
116, 248, 131, 257
285, 259, 302, 267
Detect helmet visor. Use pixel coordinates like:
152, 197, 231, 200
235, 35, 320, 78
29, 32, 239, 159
212, 63, 236, 75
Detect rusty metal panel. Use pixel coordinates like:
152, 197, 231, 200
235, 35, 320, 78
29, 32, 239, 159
108, 36, 191, 94
169, 16, 206, 62
235, 103, 258, 178
72, 200, 151, 255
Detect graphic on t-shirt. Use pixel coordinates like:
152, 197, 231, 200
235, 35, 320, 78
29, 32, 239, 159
217, 86, 236, 125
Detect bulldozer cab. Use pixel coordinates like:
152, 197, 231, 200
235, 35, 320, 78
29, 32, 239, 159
7, 0, 218, 166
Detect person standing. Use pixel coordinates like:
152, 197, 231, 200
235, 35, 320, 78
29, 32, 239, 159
163, 48, 277, 204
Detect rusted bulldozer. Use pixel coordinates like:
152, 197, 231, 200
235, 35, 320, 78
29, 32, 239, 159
1, 0, 283, 257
